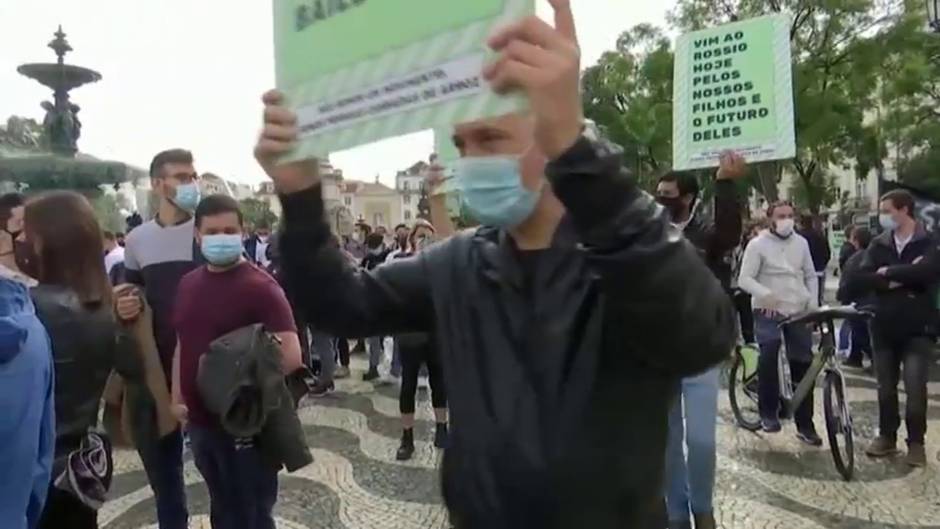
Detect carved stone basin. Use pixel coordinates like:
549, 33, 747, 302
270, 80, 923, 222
17, 63, 101, 92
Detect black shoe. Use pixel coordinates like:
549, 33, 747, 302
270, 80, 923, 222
309, 380, 334, 397
434, 423, 449, 449
761, 418, 782, 433
796, 427, 823, 447
396, 429, 415, 461
362, 369, 380, 382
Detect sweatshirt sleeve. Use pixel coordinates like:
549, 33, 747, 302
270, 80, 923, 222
27, 362, 54, 529
737, 239, 772, 300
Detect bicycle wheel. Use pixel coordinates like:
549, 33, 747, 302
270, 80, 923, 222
729, 347, 762, 431
823, 370, 855, 481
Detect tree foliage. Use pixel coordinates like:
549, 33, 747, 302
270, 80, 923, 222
584, 0, 939, 214
239, 198, 278, 231
582, 24, 675, 191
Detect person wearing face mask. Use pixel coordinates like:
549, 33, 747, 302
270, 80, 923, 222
738, 201, 821, 444
390, 219, 449, 460
843, 190, 937, 468
112, 148, 203, 529
0, 193, 37, 286
171, 195, 303, 529
655, 153, 744, 529
253, 1, 735, 526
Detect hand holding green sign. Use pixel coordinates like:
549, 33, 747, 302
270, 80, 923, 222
672, 14, 795, 170
257, 0, 584, 194
272, 0, 535, 160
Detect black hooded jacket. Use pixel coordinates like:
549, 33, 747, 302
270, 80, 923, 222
681, 179, 742, 290
277, 135, 736, 528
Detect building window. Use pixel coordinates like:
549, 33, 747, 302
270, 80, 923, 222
374, 213, 384, 226
403, 194, 411, 205
402, 181, 409, 191
344, 196, 352, 206
404, 210, 412, 221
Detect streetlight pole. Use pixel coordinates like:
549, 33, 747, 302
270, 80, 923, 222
928, 0, 939, 33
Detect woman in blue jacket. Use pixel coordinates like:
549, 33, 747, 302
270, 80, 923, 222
0, 275, 55, 529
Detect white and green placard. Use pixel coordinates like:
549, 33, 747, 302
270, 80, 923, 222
672, 14, 795, 170
273, 0, 533, 160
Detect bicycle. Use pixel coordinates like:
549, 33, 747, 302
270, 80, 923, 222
728, 305, 873, 481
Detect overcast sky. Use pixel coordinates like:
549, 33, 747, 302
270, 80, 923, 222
0, 0, 671, 187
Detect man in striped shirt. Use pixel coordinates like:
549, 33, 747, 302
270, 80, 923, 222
116, 148, 203, 529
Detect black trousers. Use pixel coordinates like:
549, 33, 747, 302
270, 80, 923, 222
872, 333, 931, 444
733, 290, 755, 343
336, 337, 350, 367
40, 487, 97, 529
399, 338, 447, 414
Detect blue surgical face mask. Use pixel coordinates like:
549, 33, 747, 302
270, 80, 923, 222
879, 213, 898, 231
455, 155, 541, 229
201, 234, 243, 266
172, 183, 201, 212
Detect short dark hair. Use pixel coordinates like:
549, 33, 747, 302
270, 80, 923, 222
853, 226, 872, 249
843, 225, 855, 239
102, 230, 116, 241
365, 232, 385, 249
0, 192, 25, 229
659, 171, 700, 202
394, 223, 408, 232
880, 189, 915, 218
195, 194, 243, 228
766, 200, 794, 217
149, 148, 193, 179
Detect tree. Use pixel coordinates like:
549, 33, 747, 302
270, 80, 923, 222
667, 0, 901, 213
582, 24, 675, 191
239, 198, 278, 231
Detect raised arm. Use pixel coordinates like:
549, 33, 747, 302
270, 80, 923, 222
547, 137, 736, 377
277, 186, 434, 339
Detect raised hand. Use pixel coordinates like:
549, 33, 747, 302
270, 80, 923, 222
716, 151, 747, 180
484, 0, 583, 159
253, 90, 320, 193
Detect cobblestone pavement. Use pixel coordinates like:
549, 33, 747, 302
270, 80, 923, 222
104, 349, 940, 529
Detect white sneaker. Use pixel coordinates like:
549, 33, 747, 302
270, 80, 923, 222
417, 376, 429, 390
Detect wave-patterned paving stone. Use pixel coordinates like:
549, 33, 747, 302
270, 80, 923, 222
302, 424, 443, 504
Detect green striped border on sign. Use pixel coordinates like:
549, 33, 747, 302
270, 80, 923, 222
672, 13, 795, 170
280, 0, 533, 161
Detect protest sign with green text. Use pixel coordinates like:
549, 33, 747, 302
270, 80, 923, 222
672, 14, 795, 170
274, 0, 533, 159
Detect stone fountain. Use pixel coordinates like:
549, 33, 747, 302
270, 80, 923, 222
0, 27, 141, 194
17, 26, 101, 156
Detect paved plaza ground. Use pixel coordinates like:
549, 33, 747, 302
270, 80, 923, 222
102, 351, 940, 529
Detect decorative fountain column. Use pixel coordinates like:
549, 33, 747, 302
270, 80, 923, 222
16, 26, 102, 156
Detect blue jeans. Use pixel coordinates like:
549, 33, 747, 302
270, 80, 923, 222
138, 429, 188, 529
189, 426, 278, 529
390, 338, 402, 378
367, 336, 384, 371
311, 330, 336, 383
753, 311, 815, 430
664, 367, 720, 522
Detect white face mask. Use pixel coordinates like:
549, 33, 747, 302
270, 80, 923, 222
773, 218, 795, 238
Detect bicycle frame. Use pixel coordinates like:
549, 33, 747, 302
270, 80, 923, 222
781, 317, 838, 417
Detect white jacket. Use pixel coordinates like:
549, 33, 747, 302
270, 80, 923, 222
738, 230, 818, 316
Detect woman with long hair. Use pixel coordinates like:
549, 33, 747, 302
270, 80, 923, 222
24, 191, 140, 529
392, 219, 448, 460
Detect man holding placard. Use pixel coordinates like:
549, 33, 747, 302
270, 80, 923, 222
256, 1, 735, 526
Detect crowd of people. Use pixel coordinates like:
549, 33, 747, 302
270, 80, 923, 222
0, 1, 934, 528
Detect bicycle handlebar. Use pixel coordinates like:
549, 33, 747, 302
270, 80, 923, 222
779, 305, 874, 327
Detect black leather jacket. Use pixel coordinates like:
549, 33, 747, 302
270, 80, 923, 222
31, 285, 137, 457
278, 136, 736, 528
682, 179, 742, 291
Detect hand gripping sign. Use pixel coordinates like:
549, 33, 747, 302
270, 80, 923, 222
274, 0, 534, 159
